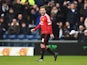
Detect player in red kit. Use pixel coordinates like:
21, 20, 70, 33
31, 6, 58, 61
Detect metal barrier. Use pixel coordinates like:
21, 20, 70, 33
0, 40, 87, 55
0, 40, 78, 43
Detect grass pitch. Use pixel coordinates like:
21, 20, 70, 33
0, 56, 87, 65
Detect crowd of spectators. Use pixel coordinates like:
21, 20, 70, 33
0, 0, 87, 41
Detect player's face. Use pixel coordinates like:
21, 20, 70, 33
40, 8, 46, 16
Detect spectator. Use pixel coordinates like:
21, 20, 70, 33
1, 1, 9, 17
21, 1, 31, 25
64, 31, 70, 40
5, 7, 15, 25
83, 30, 87, 44
46, 2, 53, 15
35, 0, 45, 6
13, 0, 22, 15
28, 0, 35, 6
51, 6, 58, 15
0, 0, 87, 41
62, 1, 70, 22
84, 1, 87, 17
0, 17, 6, 40
17, 13, 24, 25
20, 22, 28, 34
69, 30, 78, 40
55, 5, 66, 23
64, 22, 71, 32
21, 0, 35, 6
78, 25, 85, 33
0, 0, 2, 15
78, 25, 85, 43
84, 18, 87, 29
54, 0, 64, 5
77, 0, 83, 10
51, 12, 58, 40
79, 16, 84, 25
67, 2, 80, 30
80, 1, 87, 18
57, 22, 64, 40
64, 20, 71, 40
33, 5, 40, 26
29, 8, 36, 25
2, 0, 13, 6
8, 18, 20, 34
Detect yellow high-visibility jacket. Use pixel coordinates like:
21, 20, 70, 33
21, 0, 35, 5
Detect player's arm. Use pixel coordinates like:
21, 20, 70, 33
48, 24, 54, 39
47, 15, 54, 39
31, 24, 41, 32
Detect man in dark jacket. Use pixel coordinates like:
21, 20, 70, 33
0, 17, 5, 39
78, 25, 85, 43
35, 0, 45, 6
67, 3, 80, 30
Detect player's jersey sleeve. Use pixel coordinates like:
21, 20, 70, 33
46, 14, 53, 34
34, 24, 41, 31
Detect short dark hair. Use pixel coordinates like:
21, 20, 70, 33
40, 6, 46, 9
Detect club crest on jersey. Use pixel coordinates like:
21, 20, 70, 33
42, 18, 44, 21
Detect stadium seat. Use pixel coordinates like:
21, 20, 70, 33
26, 35, 34, 40
8, 35, 17, 39
3, 34, 8, 39
17, 35, 25, 40
33, 35, 41, 39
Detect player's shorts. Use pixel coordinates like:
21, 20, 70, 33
41, 34, 50, 45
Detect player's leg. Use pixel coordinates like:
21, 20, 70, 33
40, 43, 45, 60
46, 46, 58, 61
37, 34, 46, 61
43, 34, 54, 55
39, 34, 51, 60
37, 34, 58, 61
45, 34, 58, 61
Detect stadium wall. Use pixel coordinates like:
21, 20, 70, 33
0, 40, 87, 55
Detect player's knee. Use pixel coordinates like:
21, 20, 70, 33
40, 44, 45, 48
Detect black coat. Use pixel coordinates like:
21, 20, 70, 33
67, 9, 80, 25
83, 36, 87, 44
57, 27, 65, 40
0, 23, 5, 39
0, 23, 5, 35
78, 31, 84, 43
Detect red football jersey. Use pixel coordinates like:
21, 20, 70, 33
34, 14, 53, 34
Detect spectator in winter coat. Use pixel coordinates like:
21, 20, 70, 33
84, 18, 87, 29
20, 22, 28, 34
67, 2, 80, 30
0, 17, 6, 39
8, 18, 20, 34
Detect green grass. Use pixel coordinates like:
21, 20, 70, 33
0, 56, 87, 65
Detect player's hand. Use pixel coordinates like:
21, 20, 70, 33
31, 29, 35, 32
50, 34, 54, 39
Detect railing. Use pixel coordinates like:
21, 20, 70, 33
0, 40, 86, 55
0, 40, 78, 43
